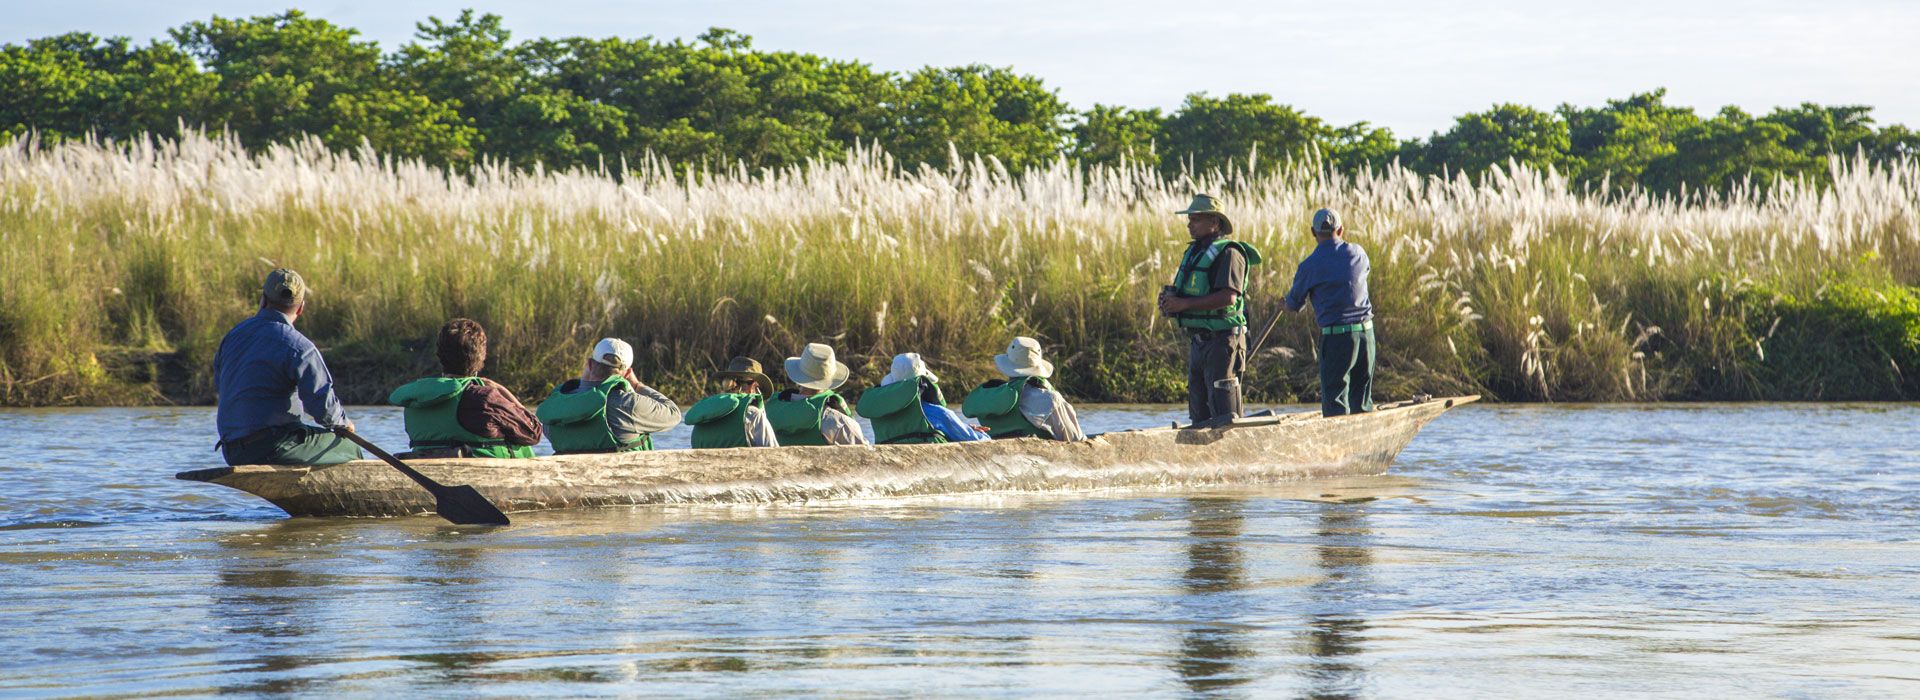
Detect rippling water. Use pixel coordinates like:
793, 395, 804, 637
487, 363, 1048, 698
2, 404, 1916, 696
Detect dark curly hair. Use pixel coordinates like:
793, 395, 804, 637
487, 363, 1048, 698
437, 318, 488, 376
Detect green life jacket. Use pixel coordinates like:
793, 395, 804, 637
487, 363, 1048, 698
1173, 238, 1264, 331
388, 376, 534, 459
962, 376, 1057, 440
685, 392, 764, 449
766, 390, 852, 446
856, 377, 949, 445
536, 375, 654, 454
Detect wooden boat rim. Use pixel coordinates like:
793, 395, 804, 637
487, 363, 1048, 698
177, 395, 1477, 484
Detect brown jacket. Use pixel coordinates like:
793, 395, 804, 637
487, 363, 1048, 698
457, 379, 543, 446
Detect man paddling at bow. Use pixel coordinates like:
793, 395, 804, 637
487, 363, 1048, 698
1158, 194, 1263, 425
212, 268, 363, 466
1280, 208, 1376, 416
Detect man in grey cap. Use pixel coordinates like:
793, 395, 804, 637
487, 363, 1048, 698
1158, 193, 1264, 424
1281, 209, 1376, 416
211, 268, 364, 466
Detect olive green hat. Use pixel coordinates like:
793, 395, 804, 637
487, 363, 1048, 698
1175, 194, 1233, 235
716, 356, 774, 398
262, 267, 307, 307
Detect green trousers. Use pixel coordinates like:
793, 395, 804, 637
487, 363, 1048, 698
1187, 331, 1246, 424
221, 424, 363, 467
1319, 328, 1376, 416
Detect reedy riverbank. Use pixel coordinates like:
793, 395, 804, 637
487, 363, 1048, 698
2, 132, 1916, 407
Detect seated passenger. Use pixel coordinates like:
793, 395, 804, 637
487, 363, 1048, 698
856, 353, 989, 444
769, 343, 869, 446
388, 319, 543, 458
536, 338, 682, 454
686, 356, 780, 449
213, 268, 363, 466
962, 337, 1087, 441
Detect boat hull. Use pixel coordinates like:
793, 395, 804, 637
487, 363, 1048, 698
178, 396, 1476, 518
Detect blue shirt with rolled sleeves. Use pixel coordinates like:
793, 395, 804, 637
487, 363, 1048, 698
1282, 239, 1374, 328
213, 308, 350, 443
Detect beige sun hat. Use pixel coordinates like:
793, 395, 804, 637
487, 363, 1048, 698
1175, 193, 1234, 235
994, 337, 1054, 379
881, 353, 937, 386
785, 343, 851, 392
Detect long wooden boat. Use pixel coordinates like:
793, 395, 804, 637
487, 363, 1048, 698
177, 395, 1477, 518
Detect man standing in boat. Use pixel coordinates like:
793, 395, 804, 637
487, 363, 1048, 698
1158, 194, 1262, 425
212, 268, 363, 466
1280, 208, 1375, 416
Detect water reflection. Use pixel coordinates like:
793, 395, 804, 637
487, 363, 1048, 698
209, 520, 341, 695
1175, 497, 1254, 694
1302, 501, 1374, 699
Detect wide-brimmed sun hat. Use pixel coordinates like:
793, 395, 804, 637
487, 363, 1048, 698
785, 343, 851, 392
994, 337, 1054, 379
881, 353, 938, 386
1175, 193, 1234, 235
716, 356, 774, 398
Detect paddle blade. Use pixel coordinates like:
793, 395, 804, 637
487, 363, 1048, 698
432, 484, 511, 526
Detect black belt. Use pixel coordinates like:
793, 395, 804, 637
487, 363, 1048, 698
1185, 327, 1245, 341
214, 426, 285, 451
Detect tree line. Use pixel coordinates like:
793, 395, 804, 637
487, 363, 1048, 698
5, 10, 1917, 193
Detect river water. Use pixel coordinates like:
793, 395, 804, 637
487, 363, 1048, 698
1, 404, 1916, 697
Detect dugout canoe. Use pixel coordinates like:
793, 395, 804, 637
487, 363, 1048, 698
177, 395, 1477, 518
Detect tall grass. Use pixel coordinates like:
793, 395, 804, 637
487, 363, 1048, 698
2, 131, 1917, 407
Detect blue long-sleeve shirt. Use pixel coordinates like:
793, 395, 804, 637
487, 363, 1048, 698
213, 308, 349, 442
923, 402, 990, 442
1282, 239, 1374, 327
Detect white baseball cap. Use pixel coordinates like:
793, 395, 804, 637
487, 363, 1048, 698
590, 338, 633, 370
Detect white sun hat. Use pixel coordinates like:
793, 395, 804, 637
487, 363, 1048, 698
784, 343, 851, 392
994, 337, 1054, 379
881, 353, 938, 386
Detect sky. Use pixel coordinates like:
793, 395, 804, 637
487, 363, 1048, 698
5, 0, 1916, 138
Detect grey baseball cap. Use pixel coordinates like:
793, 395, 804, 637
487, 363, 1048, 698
262, 268, 307, 306
1311, 208, 1342, 235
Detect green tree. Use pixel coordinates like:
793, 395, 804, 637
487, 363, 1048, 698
530, 29, 896, 171
1642, 107, 1819, 194
172, 11, 473, 162
1559, 90, 1698, 190
393, 11, 625, 169
1326, 121, 1399, 172
1857, 124, 1920, 161
1160, 93, 1330, 175
887, 64, 1068, 173
1760, 103, 1877, 158
1409, 103, 1577, 178
0, 33, 215, 142
1071, 104, 1164, 168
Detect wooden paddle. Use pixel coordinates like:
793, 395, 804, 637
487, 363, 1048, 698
1248, 303, 1289, 362
332, 427, 510, 526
